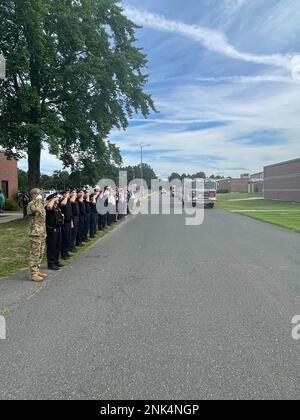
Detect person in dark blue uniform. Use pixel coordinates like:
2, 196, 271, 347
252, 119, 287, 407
107, 187, 117, 226
59, 189, 73, 260
83, 190, 91, 242
97, 187, 109, 230
94, 187, 103, 231
89, 192, 99, 238
70, 189, 79, 252
46, 193, 64, 270
76, 189, 86, 247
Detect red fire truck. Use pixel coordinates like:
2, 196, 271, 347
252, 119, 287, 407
182, 179, 217, 209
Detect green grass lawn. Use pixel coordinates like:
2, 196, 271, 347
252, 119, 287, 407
217, 193, 300, 233
0, 219, 29, 277
0, 218, 123, 278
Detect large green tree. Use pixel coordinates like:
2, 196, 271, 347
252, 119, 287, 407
0, 0, 155, 189
168, 172, 181, 182
123, 163, 157, 188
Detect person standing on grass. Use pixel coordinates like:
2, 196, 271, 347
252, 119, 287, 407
96, 188, 108, 230
27, 188, 48, 282
128, 188, 136, 215
59, 190, 73, 261
108, 188, 117, 225
21, 191, 29, 218
0, 189, 5, 214
77, 189, 86, 247
94, 186, 102, 231
70, 189, 79, 253
83, 190, 91, 242
118, 188, 127, 219
89, 192, 99, 239
45, 193, 64, 271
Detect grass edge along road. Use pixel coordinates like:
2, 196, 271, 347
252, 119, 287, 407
217, 193, 300, 234
0, 218, 124, 278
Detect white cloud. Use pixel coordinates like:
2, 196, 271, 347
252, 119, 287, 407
131, 118, 217, 125
112, 79, 300, 178
124, 5, 300, 80
196, 75, 300, 85
291, 56, 300, 80
19, 3, 300, 177
262, 0, 300, 43
223, 0, 248, 14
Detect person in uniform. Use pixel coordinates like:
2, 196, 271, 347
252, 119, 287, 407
108, 187, 116, 225
117, 188, 127, 219
27, 188, 48, 282
46, 193, 64, 270
77, 189, 86, 247
70, 189, 79, 253
89, 192, 99, 238
128, 188, 136, 215
59, 189, 73, 260
94, 187, 102, 231
83, 190, 91, 242
96, 189, 105, 230
115, 189, 120, 222
21, 192, 29, 218
99, 186, 109, 229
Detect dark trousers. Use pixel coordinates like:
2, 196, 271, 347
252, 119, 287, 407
99, 212, 108, 229
71, 216, 79, 250
61, 221, 72, 258
23, 205, 28, 218
108, 212, 116, 225
83, 213, 91, 241
46, 227, 61, 267
90, 213, 97, 238
76, 214, 85, 246
98, 214, 102, 230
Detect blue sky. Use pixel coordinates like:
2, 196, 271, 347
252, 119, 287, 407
21, 0, 300, 178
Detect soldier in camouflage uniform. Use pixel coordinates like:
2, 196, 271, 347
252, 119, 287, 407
28, 188, 48, 282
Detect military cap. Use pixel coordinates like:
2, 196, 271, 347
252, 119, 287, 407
60, 189, 70, 195
46, 193, 58, 201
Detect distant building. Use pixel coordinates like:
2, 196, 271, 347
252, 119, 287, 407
216, 173, 265, 194
264, 158, 300, 202
216, 175, 250, 193
0, 152, 18, 200
240, 173, 250, 180
249, 172, 264, 193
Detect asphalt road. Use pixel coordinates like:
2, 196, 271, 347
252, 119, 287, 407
0, 196, 300, 400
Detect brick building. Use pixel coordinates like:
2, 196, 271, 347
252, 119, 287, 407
264, 158, 300, 202
216, 177, 250, 193
0, 152, 18, 200
249, 172, 264, 193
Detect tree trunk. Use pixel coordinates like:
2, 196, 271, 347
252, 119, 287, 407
28, 136, 41, 191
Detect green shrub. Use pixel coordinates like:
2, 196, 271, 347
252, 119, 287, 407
5, 199, 21, 211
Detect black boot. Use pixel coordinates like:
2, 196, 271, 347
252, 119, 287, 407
48, 265, 60, 271
55, 261, 64, 268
